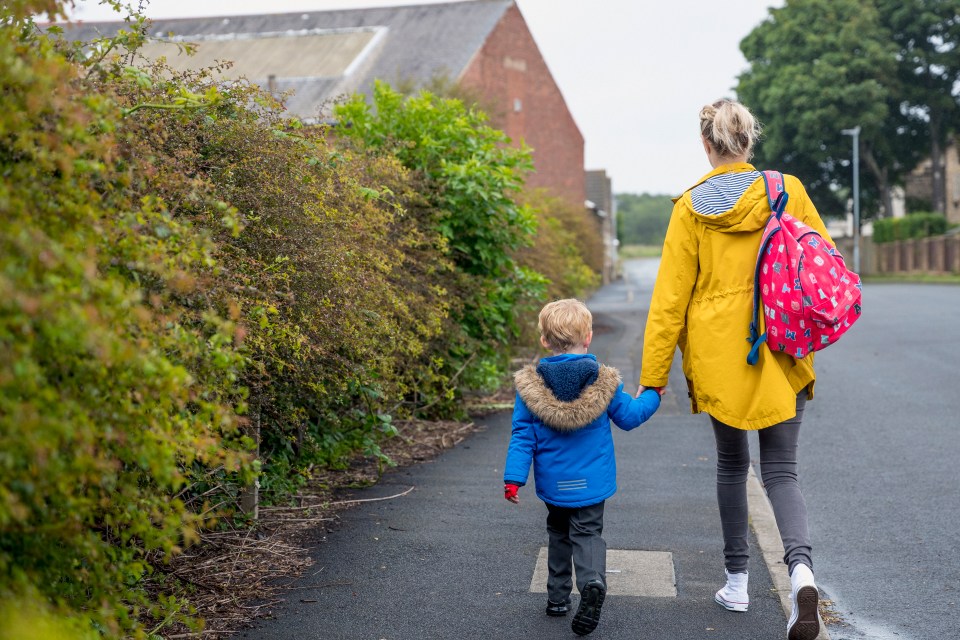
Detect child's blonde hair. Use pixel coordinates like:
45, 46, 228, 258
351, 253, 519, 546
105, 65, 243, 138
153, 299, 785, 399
538, 299, 592, 352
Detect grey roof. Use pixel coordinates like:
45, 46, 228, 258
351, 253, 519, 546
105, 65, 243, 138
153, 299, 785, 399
65, 1, 514, 119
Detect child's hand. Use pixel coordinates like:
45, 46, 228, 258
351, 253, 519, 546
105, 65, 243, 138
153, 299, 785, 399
504, 483, 520, 504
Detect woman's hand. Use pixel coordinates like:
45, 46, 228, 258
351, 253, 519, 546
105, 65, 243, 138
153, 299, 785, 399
636, 385, 665, 398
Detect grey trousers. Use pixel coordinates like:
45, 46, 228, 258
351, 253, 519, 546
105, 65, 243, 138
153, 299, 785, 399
710, 390, 813, 574
545, 501, 606, 603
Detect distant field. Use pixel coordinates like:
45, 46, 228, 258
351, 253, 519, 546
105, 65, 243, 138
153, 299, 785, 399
618, 244, 662, 259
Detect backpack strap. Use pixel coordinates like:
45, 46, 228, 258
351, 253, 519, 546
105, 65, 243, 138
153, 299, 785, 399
761, 170, 786, 214
747, 171, 790, 365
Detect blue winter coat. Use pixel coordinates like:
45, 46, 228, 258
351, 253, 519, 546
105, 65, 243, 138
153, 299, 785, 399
503, 353, 661, 508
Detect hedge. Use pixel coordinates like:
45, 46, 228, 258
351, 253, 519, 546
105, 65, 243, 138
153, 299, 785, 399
2, 5, 253, 636
335, 82, 547, 393
872, 213, 948, 243
2, 3, 603, 636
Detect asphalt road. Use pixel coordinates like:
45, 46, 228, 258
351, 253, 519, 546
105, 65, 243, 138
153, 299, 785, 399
615, 260, 960, 640
238, 258, 792, 640
616, 261, 960, 640
799, 282, 960, 640
236, 260, 959, 640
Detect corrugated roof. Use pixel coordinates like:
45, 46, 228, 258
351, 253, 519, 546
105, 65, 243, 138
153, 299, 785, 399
65, 1, 514, 119
137, 30, 379, 79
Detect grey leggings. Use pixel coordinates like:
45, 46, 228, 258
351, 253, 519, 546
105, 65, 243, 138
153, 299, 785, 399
710, 390, 812, 574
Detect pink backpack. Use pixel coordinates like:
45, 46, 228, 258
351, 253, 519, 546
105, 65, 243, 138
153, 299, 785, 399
746, 171, 862, 365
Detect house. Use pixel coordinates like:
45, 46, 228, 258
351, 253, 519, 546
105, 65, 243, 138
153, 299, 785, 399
585, 169, 618, 284
67, 0, 586, 210
904, 141, 960, 225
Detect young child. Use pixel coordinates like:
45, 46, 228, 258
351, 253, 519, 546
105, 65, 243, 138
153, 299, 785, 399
503, 298, 662, 636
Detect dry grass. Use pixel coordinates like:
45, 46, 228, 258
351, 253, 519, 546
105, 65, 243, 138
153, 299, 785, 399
819, 596, 845, 628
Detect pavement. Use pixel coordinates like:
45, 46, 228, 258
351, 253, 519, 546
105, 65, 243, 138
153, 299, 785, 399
238, 261, 830, 640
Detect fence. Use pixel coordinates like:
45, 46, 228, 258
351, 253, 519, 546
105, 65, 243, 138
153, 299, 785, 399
833, 236, 876, 276
871, 234, 960, 275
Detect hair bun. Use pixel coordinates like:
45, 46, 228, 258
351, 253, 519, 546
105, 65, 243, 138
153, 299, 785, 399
699, 99, 762, 160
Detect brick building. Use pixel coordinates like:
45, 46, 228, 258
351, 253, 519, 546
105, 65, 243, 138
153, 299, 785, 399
68, 0, 585, 209
457, 3, 584, 206
585, 169, 618, 284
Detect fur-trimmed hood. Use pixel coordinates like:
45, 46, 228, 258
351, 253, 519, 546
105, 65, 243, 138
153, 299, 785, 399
514, 361, 622, 431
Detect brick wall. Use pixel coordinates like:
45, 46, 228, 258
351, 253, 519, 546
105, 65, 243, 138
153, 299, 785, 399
459, 3, 585, 209
873, 235, 960, 274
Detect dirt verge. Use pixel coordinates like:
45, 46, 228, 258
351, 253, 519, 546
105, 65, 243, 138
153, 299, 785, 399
157, 416, 483, 638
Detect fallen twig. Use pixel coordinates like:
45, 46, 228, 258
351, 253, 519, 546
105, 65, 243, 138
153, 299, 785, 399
264, 517, 337, 523
284, 580, 353, 591
325, 485, 415, 506
224, 526, 256, 587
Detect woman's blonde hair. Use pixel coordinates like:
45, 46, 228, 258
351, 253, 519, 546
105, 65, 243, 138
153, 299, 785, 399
699, 98, 762, 160
538, 299, 592, 352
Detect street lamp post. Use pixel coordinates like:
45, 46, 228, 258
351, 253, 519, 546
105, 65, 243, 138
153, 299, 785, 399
841, 126, 861, 273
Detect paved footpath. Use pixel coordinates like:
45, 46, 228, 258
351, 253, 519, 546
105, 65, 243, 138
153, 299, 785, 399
238, 261, 822, 640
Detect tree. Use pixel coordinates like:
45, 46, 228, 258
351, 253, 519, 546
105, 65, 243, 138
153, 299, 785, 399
615, 193, 673, 246
876, 0, 960, 215
737, 0, 922, 217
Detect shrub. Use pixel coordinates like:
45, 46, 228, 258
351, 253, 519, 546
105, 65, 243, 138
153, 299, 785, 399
1, 6, 252, 636
2, 3, 597, 633
515, 191, 602, 302
90, 60, 458, 488
335, 82, 547, 392
0, 591, 99, 640
872, 212, 947, 243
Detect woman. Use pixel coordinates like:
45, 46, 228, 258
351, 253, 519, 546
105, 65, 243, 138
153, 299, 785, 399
639, 99, 825, 640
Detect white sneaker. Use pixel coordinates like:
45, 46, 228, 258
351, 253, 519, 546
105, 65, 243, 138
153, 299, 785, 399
714, 569, 749, 612
787, 564, 820, 640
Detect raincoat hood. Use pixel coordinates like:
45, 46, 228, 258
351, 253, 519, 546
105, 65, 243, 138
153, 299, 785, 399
675, 163, 771, 234
514, 354, 621, 431
535, 353, 600, 402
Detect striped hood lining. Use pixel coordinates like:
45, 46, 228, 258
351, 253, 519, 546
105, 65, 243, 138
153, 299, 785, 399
691, 170, 762, 215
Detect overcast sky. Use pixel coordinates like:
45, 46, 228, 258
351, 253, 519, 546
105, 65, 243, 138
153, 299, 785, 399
68, 0, 783, 195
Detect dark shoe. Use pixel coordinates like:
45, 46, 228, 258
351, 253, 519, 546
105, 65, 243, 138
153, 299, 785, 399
545, 599, 570, 616
571, 580, 606, 636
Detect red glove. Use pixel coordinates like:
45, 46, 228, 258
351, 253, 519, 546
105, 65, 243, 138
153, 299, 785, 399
504, 483, 520, 503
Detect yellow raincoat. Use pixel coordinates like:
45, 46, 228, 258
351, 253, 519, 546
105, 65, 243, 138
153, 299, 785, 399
640, 163, 833, 430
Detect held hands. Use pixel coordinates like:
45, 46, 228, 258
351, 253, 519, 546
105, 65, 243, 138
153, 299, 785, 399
504, 483, 520, 504
635, 385, 665, 399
